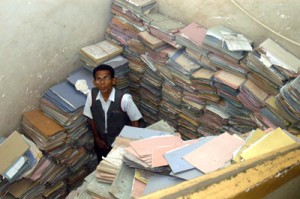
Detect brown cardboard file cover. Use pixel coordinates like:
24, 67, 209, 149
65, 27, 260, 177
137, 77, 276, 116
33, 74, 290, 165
0, 131, 29, 174
23, 109, 65, 138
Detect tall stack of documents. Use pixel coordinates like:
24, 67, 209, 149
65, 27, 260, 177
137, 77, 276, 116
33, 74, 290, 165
0, 131, 41, 184
128, 57, 146, 106
275, 75, 300, 127
106, 1, 155, 109
22, 110, 67, 152
40, 80, 91, 148
15, 64, 99, 197
139, 63, 164, 124
175, 22, 208, 57
143, 13, 186, 48
159, 80, 182, 129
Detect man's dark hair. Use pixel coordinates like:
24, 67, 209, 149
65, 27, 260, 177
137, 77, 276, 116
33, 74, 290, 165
93, 64, 115, 79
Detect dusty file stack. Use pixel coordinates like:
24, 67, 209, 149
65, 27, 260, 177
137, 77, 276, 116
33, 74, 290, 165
106, 0, 300, 139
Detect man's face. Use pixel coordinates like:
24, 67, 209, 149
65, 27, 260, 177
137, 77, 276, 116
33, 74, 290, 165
93, 70, 116, 95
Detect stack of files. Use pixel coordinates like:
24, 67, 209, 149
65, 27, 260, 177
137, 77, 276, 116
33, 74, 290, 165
8, 178, 45, 199
194, 90, 221, 104
67, 148, 92, 174
167, 49, 201, 78
20, 135, 43, 179
110, 11, 145, 34
40, 78, 89, 156
83, 152, 98, 172
237, 79, 269, 112
123, 135, 186, 172
138, 31, 168, 52
113, 0, 158, 17
42, 181, 68, 199
182, 132, 245, 174
234, 127, 299, 161
275, 75, 300, 123
80, 39, 123, 68
175, 22, 208, 56
105, 24, 132, 47
108, 16, 143, 43
146, 46, 177, 66
177, 116, 201, 140
128, 58, 146, 105
207, 52, 249, 76
261, 95, 290, 129
63, 121, 89, 146
256, 38, 300, 81
246, 72, 280, 96
165, 68, 195, 94
165, 68, 196, 95
40, 96, 85, 130
161, 81, 182, 107
191, 68, 216, 94
25, 157, 52, 182
0, 131, 31, 183
22, 109, 67, 152
96, 121, 176, 184
185, 49, 218, 72
38, 163, 69, 186
181, 91, 205, 115
258, 107, 288, 130
96, 138, 128, 183
50, 146, 88, 169
41, 81, 86, 117
66, 168, 89, 190
213, 70, 246, 102
127, 38, 146, 57
111, 3, 144, 27
245, 51, 284, 89
164, 136, 216, 180
223, 99, 257, 133
202, 25, 251, 63
198, 104, 230, 135
143, 13, 186, 48
159, 101, 181, 130
140, 53, 158, 73
140, 65, 163, 124
160, 81, 182, 129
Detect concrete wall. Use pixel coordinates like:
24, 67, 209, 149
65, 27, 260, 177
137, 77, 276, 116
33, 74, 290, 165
1, 0, 300, 136
0, 0, 113, 136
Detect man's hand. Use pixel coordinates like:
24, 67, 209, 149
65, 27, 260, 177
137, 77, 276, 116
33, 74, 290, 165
95, 137, 109, 149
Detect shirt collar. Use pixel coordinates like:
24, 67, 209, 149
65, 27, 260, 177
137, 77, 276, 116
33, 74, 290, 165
96, 87, 116, 102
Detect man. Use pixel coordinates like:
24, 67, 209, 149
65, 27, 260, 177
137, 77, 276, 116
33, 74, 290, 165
83, 64, 142, 162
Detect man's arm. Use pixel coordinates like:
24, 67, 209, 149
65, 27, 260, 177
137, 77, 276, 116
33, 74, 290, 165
131, 120, 139, 127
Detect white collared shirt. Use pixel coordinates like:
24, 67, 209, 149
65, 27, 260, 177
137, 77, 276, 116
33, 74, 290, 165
83, 88, 142, 133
